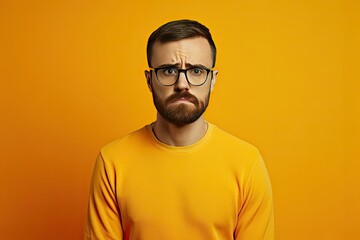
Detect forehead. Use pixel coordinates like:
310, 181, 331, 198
151, 37, 213, 68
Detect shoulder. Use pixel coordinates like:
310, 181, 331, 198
209, 124, 264, 170
211, 124, 260, 154
100, 125, 150, 160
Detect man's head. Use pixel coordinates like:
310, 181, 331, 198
145, 20, 218, 127
147, 19, 217, 68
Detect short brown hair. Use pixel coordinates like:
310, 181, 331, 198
147, 19, 217, 67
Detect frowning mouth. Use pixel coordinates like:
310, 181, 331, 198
171, 97, 194, 104
166, 92, 199, 106
179, 97, 192, 101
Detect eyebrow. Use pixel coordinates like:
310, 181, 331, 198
155, 63, 210, 69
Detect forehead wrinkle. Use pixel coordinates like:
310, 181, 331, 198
169, 49, 197, 66
151, 37, 212, 67
162, 49, 204, 68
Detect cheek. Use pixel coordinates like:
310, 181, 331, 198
193, 86, 211, 100
153, 87, 172, 101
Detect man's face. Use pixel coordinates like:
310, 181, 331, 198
145, 37, 217, 126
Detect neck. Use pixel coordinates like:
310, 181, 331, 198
152, 114, 208, 146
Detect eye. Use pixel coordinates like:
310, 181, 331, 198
162, 68, 178, 75
190, 68, 204, 76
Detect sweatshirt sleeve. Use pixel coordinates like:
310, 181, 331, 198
84, 153, 123, 240
234, 153, 275, 240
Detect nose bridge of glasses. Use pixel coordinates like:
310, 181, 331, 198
177, 69, 189, 81
173, 69, 189, 87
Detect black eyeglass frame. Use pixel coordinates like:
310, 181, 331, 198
149, 67, 213, 86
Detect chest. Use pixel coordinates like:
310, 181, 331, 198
116, 158, 240, 235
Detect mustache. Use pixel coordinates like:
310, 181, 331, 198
166, 91, 199, 105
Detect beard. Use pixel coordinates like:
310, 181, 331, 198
152, 90, 210, 127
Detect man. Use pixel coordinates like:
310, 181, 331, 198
85, 19, 274, 240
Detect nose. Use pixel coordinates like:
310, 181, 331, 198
174, 71, 190, 91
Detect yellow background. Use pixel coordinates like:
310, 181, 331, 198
1, 0, 359, 239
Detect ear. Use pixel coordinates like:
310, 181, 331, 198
210, 70, 218, 92
144, 70, 152, 92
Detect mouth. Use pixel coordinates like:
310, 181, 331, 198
166, 92, 198, 106
172, 97, 194, 104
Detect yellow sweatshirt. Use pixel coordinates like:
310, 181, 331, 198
85, 123, 274, 240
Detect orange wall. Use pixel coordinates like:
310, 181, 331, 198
1, 0, 359, 239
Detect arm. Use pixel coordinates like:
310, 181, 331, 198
234, 154, 275, 240
84, 154, 123, 240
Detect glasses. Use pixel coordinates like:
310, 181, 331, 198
149, 66, 213, 86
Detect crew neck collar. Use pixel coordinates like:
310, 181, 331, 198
146, 122, 214, 153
